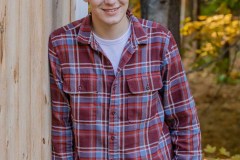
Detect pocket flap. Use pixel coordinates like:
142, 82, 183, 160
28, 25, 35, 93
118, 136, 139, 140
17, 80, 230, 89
127, 74, 163, 94
63, 77, 98, 94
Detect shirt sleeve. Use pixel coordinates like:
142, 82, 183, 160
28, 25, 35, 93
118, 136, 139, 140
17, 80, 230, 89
161, 32, 202, 159
48, 35, 74, 160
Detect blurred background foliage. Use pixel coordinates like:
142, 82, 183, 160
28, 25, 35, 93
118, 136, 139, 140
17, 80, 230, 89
129, 0, 141, 18
181, 0, 240, 84
129, 0, 240, 159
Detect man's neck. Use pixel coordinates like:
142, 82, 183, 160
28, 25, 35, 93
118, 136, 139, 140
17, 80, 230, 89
92, 15, 130, 40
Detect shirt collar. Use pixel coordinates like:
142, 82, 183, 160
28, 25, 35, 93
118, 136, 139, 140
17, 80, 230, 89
77, 10, 148, 46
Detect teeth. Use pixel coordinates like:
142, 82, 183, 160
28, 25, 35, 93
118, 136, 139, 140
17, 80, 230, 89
107, 9, 116, 12
104, 8, 118, 12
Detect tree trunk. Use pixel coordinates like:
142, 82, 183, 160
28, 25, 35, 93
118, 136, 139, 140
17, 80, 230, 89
140, 0, 148, 19
168, 0, 180, 48
140, 0, 181, 47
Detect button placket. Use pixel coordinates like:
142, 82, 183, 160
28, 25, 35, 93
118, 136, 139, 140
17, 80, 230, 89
108, 79, 120, 159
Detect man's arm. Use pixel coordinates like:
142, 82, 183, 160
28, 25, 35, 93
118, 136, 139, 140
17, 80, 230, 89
161, 32, 202, 159
48, 35, 74, 160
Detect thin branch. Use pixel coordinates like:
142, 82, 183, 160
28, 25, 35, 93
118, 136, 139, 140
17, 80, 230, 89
186, 38, 240, 74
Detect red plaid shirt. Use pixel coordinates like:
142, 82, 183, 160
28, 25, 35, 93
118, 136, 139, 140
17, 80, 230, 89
48, 11, 202, 160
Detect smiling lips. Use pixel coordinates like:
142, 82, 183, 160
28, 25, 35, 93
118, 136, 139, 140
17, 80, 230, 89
102, 7, 120, 13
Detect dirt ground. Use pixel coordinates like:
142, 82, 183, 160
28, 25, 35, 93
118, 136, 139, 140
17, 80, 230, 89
187, 71, 240, 155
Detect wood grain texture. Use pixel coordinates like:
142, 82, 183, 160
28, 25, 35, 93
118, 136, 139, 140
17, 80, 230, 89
0, 0, 83, 159
0, 0, 7, 160
5, 0, 20, 159
18, 1, 31, 159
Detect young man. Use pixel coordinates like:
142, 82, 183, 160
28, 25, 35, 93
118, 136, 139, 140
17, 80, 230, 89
48, 0, 202, 159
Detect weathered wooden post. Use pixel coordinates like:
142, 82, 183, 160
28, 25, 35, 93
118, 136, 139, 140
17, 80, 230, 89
0, 0, 88, 159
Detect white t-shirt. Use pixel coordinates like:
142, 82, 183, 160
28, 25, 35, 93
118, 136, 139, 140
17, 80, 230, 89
93, 25, 131, 75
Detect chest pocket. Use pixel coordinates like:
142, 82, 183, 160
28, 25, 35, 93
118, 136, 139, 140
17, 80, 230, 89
63, 77, 98, 94
63, 77, 98, 122
126, 74, 163, 123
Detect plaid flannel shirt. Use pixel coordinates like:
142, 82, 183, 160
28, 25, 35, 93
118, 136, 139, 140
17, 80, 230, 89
48, 11, 202, 160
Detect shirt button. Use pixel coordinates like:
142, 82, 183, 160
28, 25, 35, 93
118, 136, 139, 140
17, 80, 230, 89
111, 136, 115, 140
78, 85, 82, 91
146, 85, 150, 90
112, 85, 117, 91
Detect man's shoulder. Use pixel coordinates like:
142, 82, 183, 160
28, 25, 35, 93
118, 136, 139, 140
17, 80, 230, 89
49, 18, 84, 40
136, 17, 170, 36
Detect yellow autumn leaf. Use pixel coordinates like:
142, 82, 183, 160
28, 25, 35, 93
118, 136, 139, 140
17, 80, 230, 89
224, 14, 232, 23
211, 32, 218, 38
232, 20, 240, 27
184, 17, 192, 23
198, 15, 207, 21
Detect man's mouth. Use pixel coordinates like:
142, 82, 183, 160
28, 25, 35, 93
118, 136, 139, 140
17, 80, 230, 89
102, 7, 120, 13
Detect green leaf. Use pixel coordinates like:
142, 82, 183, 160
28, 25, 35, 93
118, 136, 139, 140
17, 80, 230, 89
217, 74, 227, 83
204, 144, 217, 154
219, 147, 231, 157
